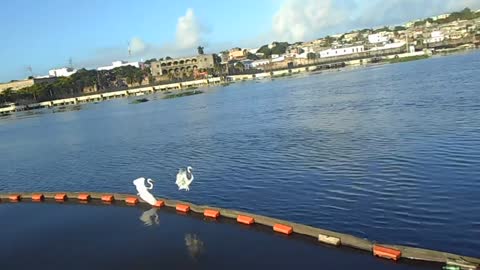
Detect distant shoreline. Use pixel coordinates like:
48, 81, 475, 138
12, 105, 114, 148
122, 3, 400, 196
1, 46, 478, 116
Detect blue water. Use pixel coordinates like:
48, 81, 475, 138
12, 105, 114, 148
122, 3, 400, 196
0, 202, 438, 269
1, 51, 479, 257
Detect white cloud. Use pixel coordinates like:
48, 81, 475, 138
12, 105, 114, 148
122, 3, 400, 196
272, 0, 349, 42
129, 37, 147, 55
176, 8, 204, 49
355, 0, 480, 28
271, 0, 480, 43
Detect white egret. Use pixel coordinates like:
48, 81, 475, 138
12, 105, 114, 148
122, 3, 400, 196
176, 166, 194, 191
133, 177, 157, 205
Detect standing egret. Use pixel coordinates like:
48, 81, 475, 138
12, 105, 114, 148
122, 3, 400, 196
176, 166, 194, 191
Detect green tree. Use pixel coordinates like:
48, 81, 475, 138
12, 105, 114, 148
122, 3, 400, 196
246, 52, 259, 60
257, 45, 271, 58
0, 88, 14, 103
197, 46, 204, 55
144, 58, 157, 65
234, 62, 245, 72
307, 52, 317, 60
324, 36, 335, 46
271, 42, 289, 55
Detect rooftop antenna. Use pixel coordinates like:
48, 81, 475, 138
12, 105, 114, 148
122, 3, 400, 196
27, 65, 33, 77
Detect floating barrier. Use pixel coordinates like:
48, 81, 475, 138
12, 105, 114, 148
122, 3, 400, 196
78, 193, 91, 201
373, 244, 401, 261
318, 234, 341, 246
125, 197, 138, 205
101, 195, 114, 203
204, 209, 220, 219
9, 194, 21, 202
154, 200, 165, 208
237, 215, 255, 225
0, 191, 478, 268
274, 223, 293, 235
32, 194, 44, 202
55, 193, 67, 201
176, 204, 190, 213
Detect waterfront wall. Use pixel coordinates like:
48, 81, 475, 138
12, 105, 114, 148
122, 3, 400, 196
0, 50, 434, 115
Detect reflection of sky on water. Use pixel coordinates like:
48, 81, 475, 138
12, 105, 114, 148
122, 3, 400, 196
0, 203, 438, 269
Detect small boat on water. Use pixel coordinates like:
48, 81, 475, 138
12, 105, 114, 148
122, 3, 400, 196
131, 98, 149, 104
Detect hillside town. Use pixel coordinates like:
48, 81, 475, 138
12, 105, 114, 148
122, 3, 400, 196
1, 7, 480, 107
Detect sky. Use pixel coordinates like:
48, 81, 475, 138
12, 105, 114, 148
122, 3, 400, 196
1, 0, 480, 82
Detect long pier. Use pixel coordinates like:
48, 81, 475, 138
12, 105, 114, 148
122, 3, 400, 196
0, 191, 478, 269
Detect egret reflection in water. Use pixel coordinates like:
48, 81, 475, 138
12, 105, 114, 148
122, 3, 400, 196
139, 208, 159, 226
185, 233, 204, 260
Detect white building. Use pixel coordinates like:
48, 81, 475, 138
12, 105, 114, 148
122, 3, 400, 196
48, 67, 77, 77
369, 42, 406, 51
368, 32, 393, 44
240, 59, 254, 70
431, 14, 450, 21
319, 45, 364, 58
251, 59, 270, 68
97, 61, 142, 71
424, 31, 445, 44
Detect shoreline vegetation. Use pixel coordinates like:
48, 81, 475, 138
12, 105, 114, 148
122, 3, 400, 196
1, 47, 478, 115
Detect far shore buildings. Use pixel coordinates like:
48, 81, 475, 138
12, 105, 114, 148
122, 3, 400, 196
368, 32, 394, 44
48, 67, 77, 77
150, 54, 216, 81
228, 48, 248, 60
319, 45, 365, 58
425, 31, 445, 43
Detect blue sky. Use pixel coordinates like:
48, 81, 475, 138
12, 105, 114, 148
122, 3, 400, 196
1, 0, 479, 82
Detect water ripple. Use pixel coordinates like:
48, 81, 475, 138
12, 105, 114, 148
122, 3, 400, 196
1, 52, 480, 257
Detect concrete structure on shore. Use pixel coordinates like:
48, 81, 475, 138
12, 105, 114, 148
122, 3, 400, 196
150, 54, 216, 80
0, 77, 57, 94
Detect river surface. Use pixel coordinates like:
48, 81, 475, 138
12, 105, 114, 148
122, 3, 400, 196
1, 51, 479, 257
0, 202, 438, 269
